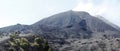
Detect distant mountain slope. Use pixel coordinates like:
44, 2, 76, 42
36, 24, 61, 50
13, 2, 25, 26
95, 15, 120, 31
0, 24, 32, 34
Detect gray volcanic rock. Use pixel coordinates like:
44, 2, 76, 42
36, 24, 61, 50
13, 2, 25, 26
32, 11, 93, 39
33, 10, 119, 32
32, 10, 120, 39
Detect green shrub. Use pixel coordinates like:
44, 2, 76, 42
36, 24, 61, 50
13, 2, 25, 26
8, 33, 51, 51
34, 37, 42, 44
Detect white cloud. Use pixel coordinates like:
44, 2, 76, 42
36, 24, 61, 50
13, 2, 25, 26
73, 2, 94, 15
72, 0, 120, 27
72, 0, 107, 15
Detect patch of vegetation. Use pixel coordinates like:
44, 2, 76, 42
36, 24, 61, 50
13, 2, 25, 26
2, 32, 51, 51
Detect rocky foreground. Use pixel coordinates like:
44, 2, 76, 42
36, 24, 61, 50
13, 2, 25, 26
50, 36, 120, 51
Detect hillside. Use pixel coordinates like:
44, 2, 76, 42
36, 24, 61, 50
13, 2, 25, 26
0, 10, 120, 51
32, 10, 120, 39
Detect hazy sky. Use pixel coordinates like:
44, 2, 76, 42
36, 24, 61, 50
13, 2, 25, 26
0, 0, 120, 28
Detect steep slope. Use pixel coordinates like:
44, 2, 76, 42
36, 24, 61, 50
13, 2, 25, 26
33, 10, 119, 32
32, 11, 93, 39
32, 10, 120, 39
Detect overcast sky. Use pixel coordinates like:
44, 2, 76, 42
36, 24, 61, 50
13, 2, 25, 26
0, 0, 120, 28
